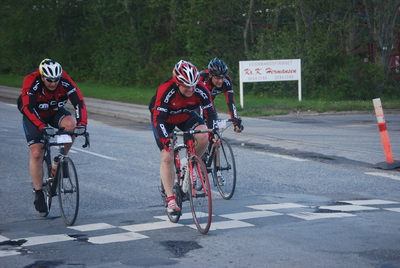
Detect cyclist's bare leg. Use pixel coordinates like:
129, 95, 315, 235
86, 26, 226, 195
59, 115, 77, 154
193, 124, 208, 157
29, 143, 45, 190
160, 145, 175, 197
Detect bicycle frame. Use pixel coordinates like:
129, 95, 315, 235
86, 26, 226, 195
203, 118, 237, 175
173, 131, 211, 197
202, 118, 239, 200
163, 127, 215, 234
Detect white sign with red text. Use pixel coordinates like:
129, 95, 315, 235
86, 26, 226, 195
239, 59, 302, 107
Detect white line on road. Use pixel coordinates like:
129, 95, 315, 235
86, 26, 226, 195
0, 250, 20, 257
120, 221, 182, 232
68, 223, 116, 232
255, 151, 308, 162
248, 203, 307, 210
342, 199, 400, 205
196, 220, 254, 231
318, 205, 379, 212
288, 212, 356, 221
220, 211, 282, 220
16, 234, 75, 247
71, 148, 118, 160
365, 172, 400, 181
88, 232, 148, 244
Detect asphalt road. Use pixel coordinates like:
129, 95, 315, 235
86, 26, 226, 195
1, 86, 400, 268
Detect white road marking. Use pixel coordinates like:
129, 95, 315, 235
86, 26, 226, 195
384, 208, 400, 213
120, 221, 182, 232
0, 235, 9, 242
365, 172, 400, 181
154, 213, 194, 221
318, 205, 379, 212
220, 211, 282, 220
71, 147, 118, 160
189, 220, 254, 231
4, 103, 16, 108
288, 212, 356, 221
68, 223, 116, 232
88, 232, 148, 244
16, 234, 74, 247
0, 250, 20, 257
2, 199, 400, 257
342, 199, 399, 205
248, 203, 307, 210
255, 151, 308, 162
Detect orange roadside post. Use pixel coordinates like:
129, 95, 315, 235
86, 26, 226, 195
373, 98, 400, 169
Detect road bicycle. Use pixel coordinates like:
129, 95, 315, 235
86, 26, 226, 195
202, 118, 241, 200
159, 128, 217, 234
40, 127, 89, 226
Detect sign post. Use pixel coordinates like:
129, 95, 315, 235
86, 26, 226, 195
239, 59, 301, 108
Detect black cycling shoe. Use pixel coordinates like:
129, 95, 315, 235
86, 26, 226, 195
34, 190, 48, 214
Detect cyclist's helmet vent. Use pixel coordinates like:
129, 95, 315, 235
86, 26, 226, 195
173, 60, 199, 87
208, 58, 228, 77
39, 59, 62, 79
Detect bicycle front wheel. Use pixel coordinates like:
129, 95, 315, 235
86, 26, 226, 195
213, 138, 236, 200
58, 157, 79, 226
41, 157, 52, 217
188, 156, 212, 234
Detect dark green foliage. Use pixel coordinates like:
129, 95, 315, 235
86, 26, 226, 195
0, 0, 398, 99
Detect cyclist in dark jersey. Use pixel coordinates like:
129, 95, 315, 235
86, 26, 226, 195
150, 60, 217, 213
19, 59, 88, 214
199, 58, 243, 133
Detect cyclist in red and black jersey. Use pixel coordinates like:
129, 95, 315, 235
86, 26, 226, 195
149, 60, 218, 213
18, 59, 88, 214
199, 58, 243, 133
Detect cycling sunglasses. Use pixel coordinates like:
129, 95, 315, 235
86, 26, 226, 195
45, 77, 60, 83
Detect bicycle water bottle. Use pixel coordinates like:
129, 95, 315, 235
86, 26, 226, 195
181, 158, 189, 193
181, 157, 187, 168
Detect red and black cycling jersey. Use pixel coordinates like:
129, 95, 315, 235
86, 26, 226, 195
151, 77, 217, 146
199, 70, 239, 123
20, 69, 88, 131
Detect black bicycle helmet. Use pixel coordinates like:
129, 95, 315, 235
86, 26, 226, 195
208, 58, 228, 77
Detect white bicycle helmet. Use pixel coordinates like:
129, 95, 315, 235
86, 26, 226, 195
39, 59, 62, 80
173, 60, 199, 87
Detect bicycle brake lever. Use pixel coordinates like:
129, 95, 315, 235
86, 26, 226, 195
82, 132, 90, 148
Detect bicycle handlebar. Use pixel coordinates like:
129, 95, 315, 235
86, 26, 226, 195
42, 127, 90, 148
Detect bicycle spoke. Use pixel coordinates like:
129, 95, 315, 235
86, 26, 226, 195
58, 158, 79, 226
41, 158, 51, 217
188, 156, 212, 234
214, 138, 236, 200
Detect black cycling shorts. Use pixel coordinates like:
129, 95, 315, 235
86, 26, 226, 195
22, 108, 72, 146
152, 111, 205, 151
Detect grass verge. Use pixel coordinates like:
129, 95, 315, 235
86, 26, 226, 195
1, 74, 399, 117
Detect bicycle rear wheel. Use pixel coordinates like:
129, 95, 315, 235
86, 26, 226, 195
58, 157, 79, 226
213, 138, 236, 200
188, 156, 212, 234
160, 181, 182, 223
41, 157, 52, 217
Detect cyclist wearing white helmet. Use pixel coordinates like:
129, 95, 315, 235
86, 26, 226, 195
200, 58, 243, 132
149, 60, 217, 213
18, 59, 88, 215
